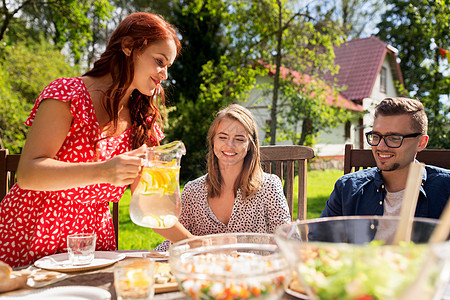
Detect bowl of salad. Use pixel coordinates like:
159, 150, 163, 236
169, 233, 289, 300
274, 216, 450, 300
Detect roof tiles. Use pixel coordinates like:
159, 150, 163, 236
266, 65, 363, 112
326, 36, 390, 101
261, 36, 402, 111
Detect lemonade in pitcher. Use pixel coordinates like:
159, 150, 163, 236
129, 141, 186, 229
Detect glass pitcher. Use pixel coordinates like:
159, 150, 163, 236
129, 141, 186, 229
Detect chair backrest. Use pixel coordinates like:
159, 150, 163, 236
0, 149, 122, 248
0, 149, 21, 200
260, 145, 315, 221
344, 143, 450, 174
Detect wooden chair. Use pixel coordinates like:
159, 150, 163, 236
113, 202, 119, 247
0, 149, 21, 200
0, 149, 122, 248
260, 145, 315, 221
344, 143, 450, 174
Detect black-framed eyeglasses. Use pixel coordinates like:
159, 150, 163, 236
365, 132, 422, 148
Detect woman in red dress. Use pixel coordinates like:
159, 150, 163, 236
0, 12, 181, 268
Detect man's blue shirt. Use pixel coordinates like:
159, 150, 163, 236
320, 164, 450, 219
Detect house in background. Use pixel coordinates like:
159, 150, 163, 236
243, 35, 404, 168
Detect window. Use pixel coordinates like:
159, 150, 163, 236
380, 67, 387, 93
345, 121, 351, 140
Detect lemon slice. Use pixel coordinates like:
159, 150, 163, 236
135, 181, 146, 194
150, 169, 169, 190
142, 214, 163, 227
126, 269, 151, 287
141, 187, 164, 197
141, 171, 153, 185
140, 165, 180, 195
141, 214, 178, 228
162, 215, 178, 228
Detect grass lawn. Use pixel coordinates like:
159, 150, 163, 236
112, 168, 343, 250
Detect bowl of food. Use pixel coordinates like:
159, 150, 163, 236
274, 216, 450, 300
169, 233, 289, 300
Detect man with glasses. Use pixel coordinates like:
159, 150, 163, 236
320, 97, 449, 219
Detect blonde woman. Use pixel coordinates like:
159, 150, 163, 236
154, 104, 291, 250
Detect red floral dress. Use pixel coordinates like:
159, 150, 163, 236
0, 77, 164, 268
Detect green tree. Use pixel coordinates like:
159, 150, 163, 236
186, 0, 350, 146
1, 0, 113, 61
277, 76, 355, 146
0, 39, 79, 153
376, 0, 450, 148
167, 1, 227, 108
265, 2, 348, 145
326, 0, 384, 39
4, 38, 79, 103
0, 67, 31, 152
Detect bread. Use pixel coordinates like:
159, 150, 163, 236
289, 274, 307, 295
0, 273, 27, 293
154, 262, 171, 274
0, 261, 12, 280
0, 261, 28, 293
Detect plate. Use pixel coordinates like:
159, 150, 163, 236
0, 286, 111, 300
285, 288, 309, 299
26, 270, 68, 288
34, 251, 126, 272
146, 251, 169, 262
122, 250, 169, 261
35, 286, 110, 299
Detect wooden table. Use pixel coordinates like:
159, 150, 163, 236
2, 251, 300, 299
3, 251, 449, 299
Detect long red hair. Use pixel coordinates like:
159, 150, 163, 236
84, 12, 181, 148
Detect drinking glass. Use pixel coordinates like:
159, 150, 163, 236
67, 233, 96, 265
114, 258, 155, 300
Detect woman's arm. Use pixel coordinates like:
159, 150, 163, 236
152, 180, 197, 242
17, 99, 145, 191
152, 222, 194, 243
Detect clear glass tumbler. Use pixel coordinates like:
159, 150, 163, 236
67, 233, 96, 265
114, 258, 155, 300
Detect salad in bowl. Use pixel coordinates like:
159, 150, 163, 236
275, 216, 450, 300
